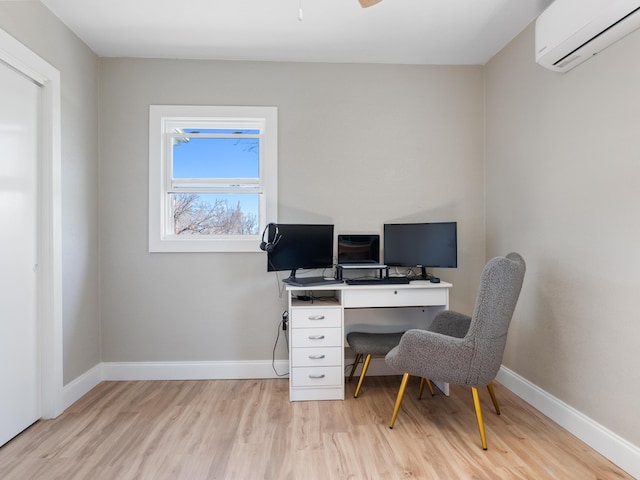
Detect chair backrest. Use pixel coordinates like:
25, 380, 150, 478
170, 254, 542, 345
465, 252, 526, 386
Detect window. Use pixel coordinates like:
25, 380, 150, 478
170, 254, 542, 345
149, 105, 277, 252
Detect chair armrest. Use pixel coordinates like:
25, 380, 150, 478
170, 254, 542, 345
429, 310, 472, 338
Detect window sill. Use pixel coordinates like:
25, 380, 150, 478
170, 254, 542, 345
149, 235, 263, 253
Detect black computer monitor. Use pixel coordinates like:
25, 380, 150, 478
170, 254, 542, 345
267, 224, 334, 279
383, 222, 457, 279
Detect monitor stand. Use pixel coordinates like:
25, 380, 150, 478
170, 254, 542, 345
283, 269, 342, 287
418, 266, 439, 282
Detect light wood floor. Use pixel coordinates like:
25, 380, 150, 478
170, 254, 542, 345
0, 377, 632, 480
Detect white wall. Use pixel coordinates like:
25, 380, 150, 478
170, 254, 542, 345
0, 1, 101, 385
486, 23, 640, 447
98, 58, 486, 362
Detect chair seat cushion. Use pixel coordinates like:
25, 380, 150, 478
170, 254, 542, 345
347, 331, 404, 355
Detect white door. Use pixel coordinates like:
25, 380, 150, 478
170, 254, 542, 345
0, 59, 41, 446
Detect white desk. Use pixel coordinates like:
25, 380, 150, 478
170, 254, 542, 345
286, 281, 452, 401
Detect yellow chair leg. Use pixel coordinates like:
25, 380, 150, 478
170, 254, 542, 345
487, 382, 500, 415
354, 354, 372, 398
471, 387, 488, 450
418, 378, 435, 399
349, 353, 362, 382
389, 373, 410, 428
426, 379, 435, 396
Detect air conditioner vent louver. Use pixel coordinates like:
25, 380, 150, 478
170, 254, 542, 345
556, 55, 581, 69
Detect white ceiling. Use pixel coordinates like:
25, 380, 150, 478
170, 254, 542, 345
40, 0, 554, 65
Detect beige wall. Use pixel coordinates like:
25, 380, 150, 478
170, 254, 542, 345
99, 58, 486, 362
0, 1, 101, 384
486, 24, 640, 446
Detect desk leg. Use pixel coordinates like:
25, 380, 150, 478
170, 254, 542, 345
433, 380, 450, 396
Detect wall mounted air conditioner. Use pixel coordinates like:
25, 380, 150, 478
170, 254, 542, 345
535, 0, 640, 72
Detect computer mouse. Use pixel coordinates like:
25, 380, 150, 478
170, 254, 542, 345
430, 277, 441, 283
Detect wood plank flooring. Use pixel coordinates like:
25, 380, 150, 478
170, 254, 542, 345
0, 377, 632, 479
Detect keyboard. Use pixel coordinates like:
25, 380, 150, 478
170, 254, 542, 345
284, 277, 344, 287
346, 277, 410, 286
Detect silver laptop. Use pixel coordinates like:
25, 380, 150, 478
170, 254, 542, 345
337, 234, 380, 267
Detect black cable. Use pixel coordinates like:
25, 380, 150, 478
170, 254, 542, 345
271, 315, 289, 377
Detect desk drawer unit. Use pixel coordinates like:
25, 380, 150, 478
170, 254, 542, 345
290, 307, 341, 328
291, 328, 343, 347
291, 346, 342, 366
342, 287, 448, 308
289, 305, 344, 401
291, 366, 343, 387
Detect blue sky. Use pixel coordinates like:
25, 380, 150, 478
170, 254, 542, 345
172, 129, 260, 220
173, 131, 259, 179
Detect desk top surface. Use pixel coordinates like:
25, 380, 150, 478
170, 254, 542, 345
285, 280, 452, 291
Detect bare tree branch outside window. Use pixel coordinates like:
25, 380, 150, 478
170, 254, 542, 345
173, 193, 258, 235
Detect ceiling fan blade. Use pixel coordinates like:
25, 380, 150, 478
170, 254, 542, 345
358, 0, 383, 7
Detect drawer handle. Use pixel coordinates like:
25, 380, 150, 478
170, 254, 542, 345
309, 374, 326, 379
308, 315, 325, 320
309, 354, 326, 359
308, 335, 325, 340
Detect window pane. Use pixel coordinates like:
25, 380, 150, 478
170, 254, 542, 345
171, 193, 259, 235
173, 137, 259, 179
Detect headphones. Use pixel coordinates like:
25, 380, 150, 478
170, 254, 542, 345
260, 223, 281, 252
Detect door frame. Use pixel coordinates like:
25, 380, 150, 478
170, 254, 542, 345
0, 28, 63, 418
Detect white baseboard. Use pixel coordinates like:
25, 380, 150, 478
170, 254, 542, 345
100, 360, 290, 381
62, 364, 102, 411
497, 366, 640, 479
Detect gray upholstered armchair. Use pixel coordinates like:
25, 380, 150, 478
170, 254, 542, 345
385, 252, 526, 450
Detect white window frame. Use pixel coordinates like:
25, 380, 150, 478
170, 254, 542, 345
149, 105, 277, 252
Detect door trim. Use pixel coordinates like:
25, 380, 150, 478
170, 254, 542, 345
0, 28, 63, 418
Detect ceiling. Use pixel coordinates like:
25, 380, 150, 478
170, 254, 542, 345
40, 0, 554, 65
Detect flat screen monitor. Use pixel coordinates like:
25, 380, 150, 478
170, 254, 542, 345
267, 224, 334, 278
383, 222, 457, 278
337, 234, 380, 264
